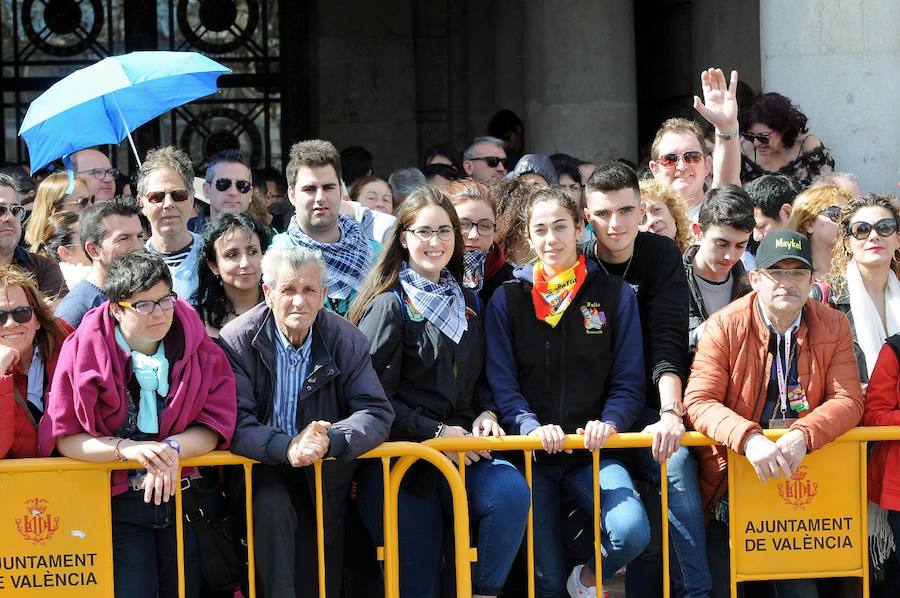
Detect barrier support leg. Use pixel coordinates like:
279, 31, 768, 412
593, 450, 603, 593
244, 463, 257, 598
175, 466, 185, 598
524, 450, 535, 598
661, 459, 670, 598
314, 460, 326, 598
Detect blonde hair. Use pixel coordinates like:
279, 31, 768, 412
639, 178, 692, 252
25, 173, 85, 250
787, 184, 852, 241
827, 193, 900, 298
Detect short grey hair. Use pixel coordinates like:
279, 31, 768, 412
261, 246, 328, 288
387, 167, 426, 198
811, 171, 859, 186
0, 173, 18, 200
463, 136, 505, 160
136, 146, 195, 197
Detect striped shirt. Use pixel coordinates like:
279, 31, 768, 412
269, 321, 313, 437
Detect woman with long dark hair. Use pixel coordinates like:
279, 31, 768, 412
349, 186, 530, 598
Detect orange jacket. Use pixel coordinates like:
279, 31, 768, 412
684, 291, 864, 512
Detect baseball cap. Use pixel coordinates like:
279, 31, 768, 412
755, 230, 814, 270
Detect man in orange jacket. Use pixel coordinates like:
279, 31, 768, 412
684, 230, 863, 597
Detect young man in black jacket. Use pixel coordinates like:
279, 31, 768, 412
582, 161, 710, 597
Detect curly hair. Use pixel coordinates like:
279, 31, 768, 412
0, 266, 70, 362
639, 179, 692, 253
491, 178, 536, 266
827, 193, 900, 299
191, 212, 271, 331
739, 92, 809, 149
787, 184, 852, 241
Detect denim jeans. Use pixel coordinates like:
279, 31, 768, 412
112, 487, 201, 598
625, 446, 712, 597
529, 458, 650, 598
707, 520, 818, 598
357, 457, 530, 597
889, 510, 900, 568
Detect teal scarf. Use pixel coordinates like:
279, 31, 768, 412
115, 327, 169, 434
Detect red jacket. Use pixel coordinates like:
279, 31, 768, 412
0, 322, 72, 459
863, 338, 900, 510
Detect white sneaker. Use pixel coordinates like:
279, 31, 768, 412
566, 564, 597, 598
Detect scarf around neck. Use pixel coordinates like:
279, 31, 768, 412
287, 213, 372, 300
531, 255, 587, 327
463, 250, 488, 292
114, 326, 169, 434
399, 263, 468, 344
846, 261, 900, 376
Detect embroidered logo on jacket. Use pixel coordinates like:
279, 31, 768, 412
580, 304, 607, 334
404, 298, 425, 322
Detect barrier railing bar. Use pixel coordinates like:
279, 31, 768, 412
315, 460, 327, 598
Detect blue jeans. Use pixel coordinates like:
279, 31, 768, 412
626, 446, 712, 597
707, 520, 818, 598
529, 458, 650, 598
357, 457, 530, 597
111, 488, 201, 598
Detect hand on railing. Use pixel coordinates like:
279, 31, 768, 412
577, 420, 617, 452
642, 412, 686, 463
744, 433, 792, 482
528, 424, 573, 454
472, 411, 505, 460
287, 420, 332, 467
775, 429, 808, 476
440, 425, 484, 465
119, 441, 180, 505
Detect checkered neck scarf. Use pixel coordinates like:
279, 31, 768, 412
287, 214, 372, 300
463, 250, 487, 292
399, 262, 468, 344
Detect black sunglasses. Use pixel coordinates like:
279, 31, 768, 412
469, 156, 507, 169
144, 189, 191, 204
741, 132, 772, 145
214, 178, 252, 194
0, 306, 34, 326
848, 218, 898, 240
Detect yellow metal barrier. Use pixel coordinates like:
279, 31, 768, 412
2, 427, 899, 598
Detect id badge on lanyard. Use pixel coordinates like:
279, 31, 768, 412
769, 328, 808, 429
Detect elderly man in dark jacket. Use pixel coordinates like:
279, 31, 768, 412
219, 246, 394, 598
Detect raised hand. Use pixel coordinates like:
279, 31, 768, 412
694, 68, 739, 132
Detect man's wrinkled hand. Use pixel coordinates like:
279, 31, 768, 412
287, 420, 332, 468
642, 412, 686, 462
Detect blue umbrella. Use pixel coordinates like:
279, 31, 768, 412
19, 51, 230, 172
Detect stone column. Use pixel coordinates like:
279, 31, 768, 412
521, 0, 638, 164
759, 0, 900, 193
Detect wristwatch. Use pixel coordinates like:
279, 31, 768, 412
162, 438, 181, 454
659, 402, 687, 418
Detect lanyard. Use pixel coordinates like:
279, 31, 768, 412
774, 328, 792, 419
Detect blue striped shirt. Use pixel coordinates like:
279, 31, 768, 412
269, 322, 313, 437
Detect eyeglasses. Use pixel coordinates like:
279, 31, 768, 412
214, 178, 252, 194
117, 293, 177, 315
741, 132, 772, 145
0, 205, 26, 222
143, 189, 191, 204
819, 206, 842, 223
848, 218, 899, 240
404, 226, 455, 242
468, 156, 508, 169
0, 306, 34, 326
77, 167, 120, 180
63, 195, 95, 209
655, 151, 704, 168
459, 219, 496, 236
761, 268, 812, 282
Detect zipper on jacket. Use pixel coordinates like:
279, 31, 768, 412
544, 341, 551, 389
559, 325, 567, 425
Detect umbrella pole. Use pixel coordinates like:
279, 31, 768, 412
111, 94, 143, 168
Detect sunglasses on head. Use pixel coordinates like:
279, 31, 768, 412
144, 189, 191, 204
64, 195, 95, 208
819, 206, 842, 223
848, 218, 898, 240
0, 306, 34, 326
214, 178, 252, 194
741, 132, 772, 145
0, 205, 26, 222
655, 151, 704, 168
469, 156, 508, 169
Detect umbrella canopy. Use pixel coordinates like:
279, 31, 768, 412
19, 51, 230, 172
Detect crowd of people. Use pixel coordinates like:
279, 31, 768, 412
0, 66, 899, 598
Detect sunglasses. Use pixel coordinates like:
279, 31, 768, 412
848, 218, 898, 240
741, 132, 772, 145
819, 206, 842, 223
655, 151, 704, 168
77, 167, 120, 180
144, 189, 191, 204
214, 178, 252, 194
63, 195, 95, 209
0, 306, 34, 326
117, 293, 177, 315
469, 156, 508, 169
0, 205, 26, 222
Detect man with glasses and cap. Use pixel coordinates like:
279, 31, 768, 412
684, 230, 863, 597
136, 147, 203, 299
0, 173, 68, 299
71, 148, 118, 202
189, 149, 254, 234
462, 136, 508, 183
